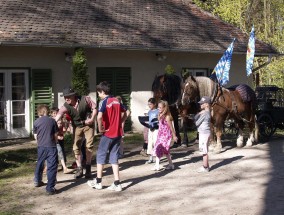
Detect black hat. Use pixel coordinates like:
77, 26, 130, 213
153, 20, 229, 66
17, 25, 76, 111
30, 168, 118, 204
198, 96, 211, 104
61, 87, 77, 97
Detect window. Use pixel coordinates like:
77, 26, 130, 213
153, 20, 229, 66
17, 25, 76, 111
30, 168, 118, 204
181, 68, 209, 81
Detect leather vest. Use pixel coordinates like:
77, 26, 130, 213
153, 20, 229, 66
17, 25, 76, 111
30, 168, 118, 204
63, 96, 92, 127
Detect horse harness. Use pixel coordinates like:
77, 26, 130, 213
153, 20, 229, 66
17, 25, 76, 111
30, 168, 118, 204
210, 83, 251, 123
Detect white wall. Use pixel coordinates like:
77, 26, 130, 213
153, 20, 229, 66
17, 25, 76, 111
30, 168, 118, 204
0, 46, 249, 133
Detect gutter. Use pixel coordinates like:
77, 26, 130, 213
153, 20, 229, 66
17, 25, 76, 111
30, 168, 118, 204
0, 41, 278, 56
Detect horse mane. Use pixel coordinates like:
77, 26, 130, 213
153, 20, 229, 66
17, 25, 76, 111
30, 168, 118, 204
152, 74, 181, 105
195, 76, 216, 99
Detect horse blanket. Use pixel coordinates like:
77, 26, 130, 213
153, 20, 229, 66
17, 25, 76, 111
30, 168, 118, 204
228, 84, 256, 104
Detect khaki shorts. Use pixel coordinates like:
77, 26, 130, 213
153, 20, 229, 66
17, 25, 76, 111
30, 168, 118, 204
73, 125, 94, 155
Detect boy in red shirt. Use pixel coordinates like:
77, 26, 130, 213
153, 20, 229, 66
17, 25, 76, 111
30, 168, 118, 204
87, 81, 127, 191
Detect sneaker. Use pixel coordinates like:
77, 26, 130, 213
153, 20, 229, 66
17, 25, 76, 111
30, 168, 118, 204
74, 167, 83, 179
34, 181, 44, 187
165, 164, 175, 170
107, 183, 122, 192
46, 188, 57, 195
151, 165, 160, 171
197, 166, 210, 173
140, 149, 147, 157
87, 179, 102, 190
145, 159, 154, 164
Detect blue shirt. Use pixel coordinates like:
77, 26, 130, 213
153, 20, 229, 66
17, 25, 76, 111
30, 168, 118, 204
148, 109, 159, 128
33, 116, 58, 147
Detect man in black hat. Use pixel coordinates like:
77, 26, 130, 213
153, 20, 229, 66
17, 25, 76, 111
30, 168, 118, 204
55, 87, 97, 179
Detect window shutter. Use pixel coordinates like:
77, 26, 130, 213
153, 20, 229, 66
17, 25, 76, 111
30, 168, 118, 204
96, 67, 131, 131
31, 69, 53, 123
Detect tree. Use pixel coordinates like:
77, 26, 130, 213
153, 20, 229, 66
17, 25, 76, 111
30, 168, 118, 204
193, 0, 284, 88
71, 48, 90, 95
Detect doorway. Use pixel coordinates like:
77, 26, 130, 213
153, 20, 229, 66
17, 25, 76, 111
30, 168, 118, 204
0, 69, 30, 139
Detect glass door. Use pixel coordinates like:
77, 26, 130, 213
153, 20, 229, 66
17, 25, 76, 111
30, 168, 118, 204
0, 69, 30, 139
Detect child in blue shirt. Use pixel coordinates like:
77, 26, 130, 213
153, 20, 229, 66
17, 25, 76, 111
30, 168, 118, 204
33, 104, 58, 195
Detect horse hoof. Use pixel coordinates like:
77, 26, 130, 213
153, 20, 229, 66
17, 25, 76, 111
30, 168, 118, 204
236, 139, 244, 148
246, 139, 253, 147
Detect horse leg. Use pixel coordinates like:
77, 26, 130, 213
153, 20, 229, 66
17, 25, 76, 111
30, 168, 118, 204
170, 106, 181, 147
208, 123, 216, 152
246, 115, 258, 147
181, 117, 189, 146
236, 120, 244, 147
213, 126, 223, 154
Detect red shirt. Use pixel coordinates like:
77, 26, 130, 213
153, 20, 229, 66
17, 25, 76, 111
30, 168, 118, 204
99, 96, 126, 138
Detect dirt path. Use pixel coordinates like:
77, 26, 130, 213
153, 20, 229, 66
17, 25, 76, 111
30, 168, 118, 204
2, 136, 284, 215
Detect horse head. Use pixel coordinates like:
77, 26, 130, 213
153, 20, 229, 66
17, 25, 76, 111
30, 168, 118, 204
181, 76, 200, 106
152, 74, 181, 105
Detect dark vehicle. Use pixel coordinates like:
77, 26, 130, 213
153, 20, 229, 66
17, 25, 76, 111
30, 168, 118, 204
255, 85, 284, 138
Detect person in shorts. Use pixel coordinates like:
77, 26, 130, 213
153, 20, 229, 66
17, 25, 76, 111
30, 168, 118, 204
87, 81, 127, 192
194, 96, 211, 173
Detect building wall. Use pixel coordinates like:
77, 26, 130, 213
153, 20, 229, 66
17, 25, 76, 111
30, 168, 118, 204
0, 46, 251, 134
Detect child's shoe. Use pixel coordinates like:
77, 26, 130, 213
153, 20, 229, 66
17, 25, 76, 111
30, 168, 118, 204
165, 164, 175, 170
197, 166, 210, 173
46, 188, 57, 195
140, 149, 147, 157
87, 179, 102, 190
151, 165, 160, 171
74, 167, 83, 179
34, 181, 44, 187
145, 159, 154, 164
107, 183, 122, 192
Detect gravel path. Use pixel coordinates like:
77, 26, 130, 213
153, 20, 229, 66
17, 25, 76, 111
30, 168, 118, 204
1, 136, 284, 215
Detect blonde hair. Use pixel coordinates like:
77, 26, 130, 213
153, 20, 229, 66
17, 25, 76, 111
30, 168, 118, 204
37, 104, 49, 116
158, 100, 173, 121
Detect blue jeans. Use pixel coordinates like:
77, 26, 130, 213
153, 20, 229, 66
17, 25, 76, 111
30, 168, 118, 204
34, 146, 58, 192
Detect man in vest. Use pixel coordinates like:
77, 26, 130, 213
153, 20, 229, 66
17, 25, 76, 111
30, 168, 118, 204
56, 87, 97, 179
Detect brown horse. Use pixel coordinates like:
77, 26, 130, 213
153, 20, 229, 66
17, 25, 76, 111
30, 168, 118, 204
152, 74, 184, 146
181, 76, 259, 153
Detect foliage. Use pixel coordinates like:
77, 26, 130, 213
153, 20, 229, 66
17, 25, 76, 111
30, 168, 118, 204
165, 64, 175, 75
193, 0, 284, 88
71, 48, 90, 95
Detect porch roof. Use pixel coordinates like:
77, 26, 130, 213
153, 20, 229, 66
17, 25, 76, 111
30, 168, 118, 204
0, 0, 278, 56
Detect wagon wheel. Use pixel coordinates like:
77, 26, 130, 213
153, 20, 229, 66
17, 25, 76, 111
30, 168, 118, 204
257, 113, 275, 138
